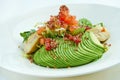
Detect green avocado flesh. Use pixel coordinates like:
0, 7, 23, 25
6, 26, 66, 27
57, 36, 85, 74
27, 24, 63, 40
33, 32, 106, 68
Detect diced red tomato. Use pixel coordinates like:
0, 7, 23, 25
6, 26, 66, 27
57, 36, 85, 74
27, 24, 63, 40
59, 15, 78, 26
58, 5, 78, 26
64, 34, 81, 45
64, 16, 75, 25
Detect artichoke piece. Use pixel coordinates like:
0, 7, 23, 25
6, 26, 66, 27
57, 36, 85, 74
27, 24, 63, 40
23, 32, 41, 54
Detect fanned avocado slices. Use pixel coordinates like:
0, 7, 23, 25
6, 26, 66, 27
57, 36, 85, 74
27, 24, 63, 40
33, 32, 106, 68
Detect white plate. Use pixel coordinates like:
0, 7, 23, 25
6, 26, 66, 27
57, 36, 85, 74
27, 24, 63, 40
0, 4, 120, 78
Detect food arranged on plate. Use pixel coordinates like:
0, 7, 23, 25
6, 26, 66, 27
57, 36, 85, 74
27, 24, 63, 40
20, 5, 110, 68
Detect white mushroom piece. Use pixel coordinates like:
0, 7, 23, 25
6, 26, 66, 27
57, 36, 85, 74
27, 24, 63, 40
23, 32, 40, 54
89, 25, 110, 42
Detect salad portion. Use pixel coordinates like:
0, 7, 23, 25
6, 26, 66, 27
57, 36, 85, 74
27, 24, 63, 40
20, 5, 110, 68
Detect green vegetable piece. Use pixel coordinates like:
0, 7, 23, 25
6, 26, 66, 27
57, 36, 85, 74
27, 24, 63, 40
20, 29, 36, 42
43, 27, 65, 38
72, 27, 85, 35
43, 27, 56, 38
79, 18, 92, 28
93, 22, 104, 27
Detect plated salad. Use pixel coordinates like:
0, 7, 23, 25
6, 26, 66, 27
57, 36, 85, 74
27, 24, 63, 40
20, 5, 110, 68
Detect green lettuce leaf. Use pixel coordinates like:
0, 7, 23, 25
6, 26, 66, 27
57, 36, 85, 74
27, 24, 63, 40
79, 18, 92, 28
20, 29, 36, 42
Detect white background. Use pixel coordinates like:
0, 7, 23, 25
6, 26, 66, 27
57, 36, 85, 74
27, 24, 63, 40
0, 0, 120, 80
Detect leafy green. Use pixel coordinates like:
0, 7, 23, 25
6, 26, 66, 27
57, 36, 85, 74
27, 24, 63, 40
79, 18, 92, 28
71, 27, 85, 35
93, 23, 104, 27
43, 27, 65, 38
42, 27, 57, 38
20, 29, 36, 42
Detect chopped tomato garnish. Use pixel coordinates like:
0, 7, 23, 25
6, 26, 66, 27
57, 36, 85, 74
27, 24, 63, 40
64, 16, 77, 25
69, 26, 79, 32
37, 27, 46, 35
61, 23, 68, 29
45, 43, 51, 51
59, 13, 66, 21
58, 5, 78, 26
73, 37, 81, 45
39, 38, 45, 45
101, 27, 106, 32
45, 38, 57, 51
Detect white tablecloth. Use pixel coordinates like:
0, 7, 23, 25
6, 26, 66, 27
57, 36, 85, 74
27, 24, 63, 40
0, 0, 120, 80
